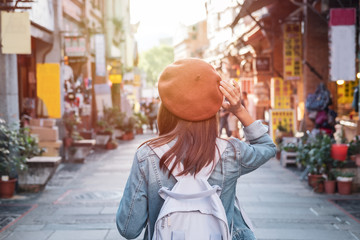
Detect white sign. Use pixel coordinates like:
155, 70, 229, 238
329, 26, 356, 81
1, 11, 31, 54
95, 34, 106, 77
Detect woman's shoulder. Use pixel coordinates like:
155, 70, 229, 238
217, 137, 244, 156
135, 142, 156, 163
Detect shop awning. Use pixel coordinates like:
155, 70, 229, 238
230, 0, 277, 28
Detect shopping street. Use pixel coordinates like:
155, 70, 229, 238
0, 132, 359, 240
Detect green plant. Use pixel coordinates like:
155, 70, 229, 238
333, 124, 347, 144
0, 120, 27, 178
62, 112, 81, 137
324, 169, 339, 181
121, 116, 137, 133
96, 119, 113, 135
17, 127, 45, 158
297, 132, 333, 175
281, 142, 298, 152
336, 171, 355, 178
133, 112, 148, 125
348, 136, 360, 156
277, 122, 288, 132
296, 132, 311, 168
103, 107, 120, 127
114, 112, 126, 129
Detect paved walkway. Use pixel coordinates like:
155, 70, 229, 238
0, 132, 360, 240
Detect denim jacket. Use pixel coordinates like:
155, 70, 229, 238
116, 120, 276, 240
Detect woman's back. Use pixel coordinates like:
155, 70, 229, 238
116, 58, 276, 240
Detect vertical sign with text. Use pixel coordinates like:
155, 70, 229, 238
283, 23, 302, 81
269, 109, 296, 144
271, 77, 292, 109
95, 34, 106, 77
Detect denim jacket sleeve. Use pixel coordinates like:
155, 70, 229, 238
116, 151, 148, 239
230, 120, 277, 176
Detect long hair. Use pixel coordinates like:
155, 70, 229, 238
146, 103, 220, 177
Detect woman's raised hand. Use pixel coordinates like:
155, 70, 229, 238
219, 80, 243, 114
219, 79, 255, 127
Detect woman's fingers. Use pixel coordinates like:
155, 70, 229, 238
220, 80, 240, 106
219, 86, 236, 105
220, 80, 236, 97
221, 99, 230, 109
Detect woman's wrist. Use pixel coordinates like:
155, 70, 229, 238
234, 106, 255, 127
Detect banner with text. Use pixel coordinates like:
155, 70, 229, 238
283, 23, 302, 81
269, 109, 296, 144
270, 77, 292, 109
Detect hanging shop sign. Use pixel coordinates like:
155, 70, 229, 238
329, 8, 356, 81
255, 57, 270, 72
94, 34, 106, 77
269, 109, 296, 144
134, 74, 141, 86
337, 79, 359, 104
270, 77, 292, 109
1, 11, 31, 54
283, 23, 302, 81
109, 74, 122, 84
36, 63, 61, 118
64, 37, 86, 57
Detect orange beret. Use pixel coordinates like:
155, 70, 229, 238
158, 58, 223, 121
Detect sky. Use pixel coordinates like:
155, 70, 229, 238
130, 0, 207, 52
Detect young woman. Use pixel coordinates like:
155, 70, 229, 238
116, 58, 276, 240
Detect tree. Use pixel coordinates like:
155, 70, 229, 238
138, 45, 174, 86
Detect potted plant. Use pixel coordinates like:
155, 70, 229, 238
323, 169, 337, 194
275, 123, 293, 160
120, 116, 136, 140
348, 136, 360, 166
336, 172, 355, 195
331, 124, 348, 161
62, 111, 82, 147
304, 133, 332, 193
281, 142, 297, 152
0, 120, 28, 198
95, 119, 113, 146
133, 112, 148, 134
296, 133, 311, 170
106, 139, 118, 150
114, 111, 126, 139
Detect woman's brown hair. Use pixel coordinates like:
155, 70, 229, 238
146, 103, 220, 177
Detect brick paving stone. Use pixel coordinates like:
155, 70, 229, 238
4, 231, 53, 240
47, 230, 108, 240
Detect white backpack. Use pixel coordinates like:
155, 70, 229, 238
150, 140, 231, 240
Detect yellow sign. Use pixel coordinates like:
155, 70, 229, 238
270, 77, 292, 109
337, 79, 358, 104
134, 74, 141, 86
36, 63, 61, 118
109, 74, 122, 84
269, 109, 296, 143
283, 23, 302, 81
